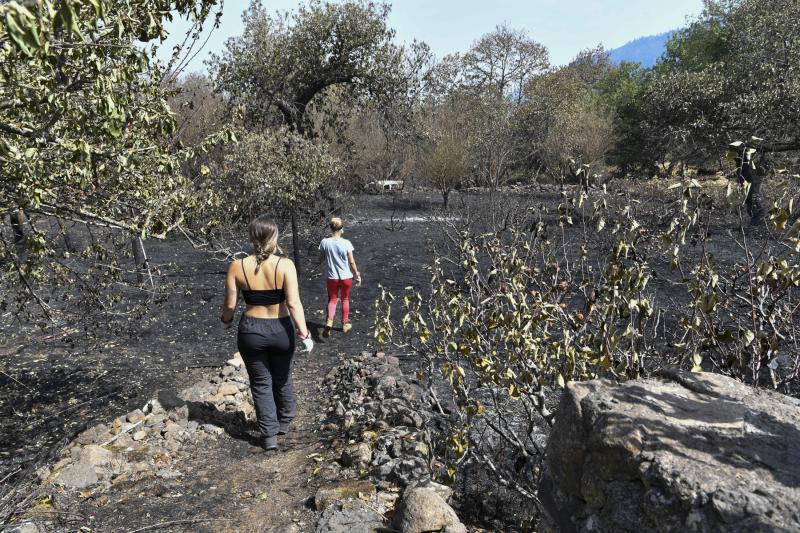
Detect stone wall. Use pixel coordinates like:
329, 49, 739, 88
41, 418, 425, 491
314, 351, 467, 533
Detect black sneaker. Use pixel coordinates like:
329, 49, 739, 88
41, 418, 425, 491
261, 435, 278, 450
278, 422, 290, 436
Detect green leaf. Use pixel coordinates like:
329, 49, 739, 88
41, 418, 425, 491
4, 12, 33, 57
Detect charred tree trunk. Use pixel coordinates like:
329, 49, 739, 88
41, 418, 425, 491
10, 209, 26, 243
56, 219, 75, 252
131, 236, 147, 285
291, 206, 301, 276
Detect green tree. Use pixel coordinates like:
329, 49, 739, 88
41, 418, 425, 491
1, 0, 224, 324
210, 0, 417, 266
640, 0, 800, 167
596, 61, 653, 174
516, 67, 614, 184
659, 17, 728, 73
420, 94, 471, 208
210, 0, 407, 135
222, 128, 339, 270
462, 24, 549, 103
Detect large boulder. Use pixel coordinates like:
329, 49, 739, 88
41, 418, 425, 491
539, 369, 800, 532
392, 486, 467, 533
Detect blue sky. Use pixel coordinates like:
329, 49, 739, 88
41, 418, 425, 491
157, 0, 704, 73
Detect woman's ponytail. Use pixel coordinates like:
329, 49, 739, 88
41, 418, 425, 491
248, 217, 281, 274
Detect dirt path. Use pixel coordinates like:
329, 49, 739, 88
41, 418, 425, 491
52, 337, 351, 532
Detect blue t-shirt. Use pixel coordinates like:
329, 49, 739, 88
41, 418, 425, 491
319, 237, 354, 280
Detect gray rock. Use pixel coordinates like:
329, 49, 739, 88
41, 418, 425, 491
5, 521, 42, 533
407, 440, 429, 458
56, 463, 99, 489
115, 422, 137, 435
392, 486, 467, 533
74, 423, 109, 445
34, 465, 51, 481
376, 490, 401, 511
155, 468, 183, 479
114, 434, 136, 449
372, 459, 397, 480
76, 445, 113, 467
316, 499, 385, 533
265, 525, 300, 533
393, 457, 430, 486
334, 401, 346, 417
314, 480, 376, 510
126, 409, 146, 424
151, 389, 186, 413
217, 383, 239, 396
341, 442, 372, 468
162, 421, 182, 435
200, 423, 224, 435
226, 354, 244, 370
146, 413, 166, 427
167, 405, 189, 422
371, 453, 391, 466
408, 479, 453, 503
539, 369, 800, 533
164, 439, 182, 453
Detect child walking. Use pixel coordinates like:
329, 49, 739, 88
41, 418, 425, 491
319, 217, 361, 336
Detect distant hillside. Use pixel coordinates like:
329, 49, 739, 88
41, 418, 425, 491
608, 31, 676, 68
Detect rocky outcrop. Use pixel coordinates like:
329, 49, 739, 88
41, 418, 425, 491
539, 369, 800, 532
48, 353, 254, 492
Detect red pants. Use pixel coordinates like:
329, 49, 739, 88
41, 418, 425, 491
326, 278, 353, 323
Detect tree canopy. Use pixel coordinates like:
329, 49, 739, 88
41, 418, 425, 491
640, 0, 800, 165
1, 0, 225, 323
210, 0, 408, 134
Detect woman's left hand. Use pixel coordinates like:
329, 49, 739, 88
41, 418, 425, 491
299, 334, 314, 353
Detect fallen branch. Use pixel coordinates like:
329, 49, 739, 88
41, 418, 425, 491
0, 370, 34, 392
0, 467, 21, 486
101, 419, 144, 446
126, 518, 234, 532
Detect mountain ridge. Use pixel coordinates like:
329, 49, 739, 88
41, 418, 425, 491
608, 30, 676, 67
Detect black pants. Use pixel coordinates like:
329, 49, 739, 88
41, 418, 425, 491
237, 315, 297, 438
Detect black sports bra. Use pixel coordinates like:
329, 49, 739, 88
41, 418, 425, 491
241, 257, 286, 306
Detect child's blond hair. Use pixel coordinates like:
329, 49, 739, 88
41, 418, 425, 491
329, 217, 343, 231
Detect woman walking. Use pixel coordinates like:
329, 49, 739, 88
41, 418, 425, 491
319, 217, 361, 337
220, 217, 313, 451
